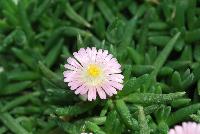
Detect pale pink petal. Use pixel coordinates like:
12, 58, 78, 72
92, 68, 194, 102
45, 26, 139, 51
80, 88, 88, 95
67, 57, 82, 68
86, 47, 92, 59
64, 64, 77, 71
78, 48, 87, 57
108, 81, 123, 90
97, 87, 106, 99
196, 124, 200, 133
63, 70, 73, 77
92, 87, 97, 100
74, 49, 89, 66
91, 47, 97, 62
104, 67, 122, 74
110, 74, 124, 79
63, 70, 77, 77
108, 61, 121, 69
88, 88, 96, 101
64, 77, 73, 82
75, 85, 86, 94
174, 126, 183, 134
169, 122, 200, 134
169, 129, 175, 134
73, 52, 85, 66
190, 122, 197, 134
182, 122, 189, 133
106, 84, 117, 94
108, 75, 123, 83
68, 81, 82, 90
102, 50, 108, 59
104, 54, 113, 62
64, 72, 80, 82
102, 85, 113, 96
96, 49, 103, 61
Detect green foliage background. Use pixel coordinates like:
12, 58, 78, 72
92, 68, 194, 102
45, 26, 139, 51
1, 0, 200, 134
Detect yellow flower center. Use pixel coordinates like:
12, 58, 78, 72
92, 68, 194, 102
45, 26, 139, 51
87, 64, 101, 77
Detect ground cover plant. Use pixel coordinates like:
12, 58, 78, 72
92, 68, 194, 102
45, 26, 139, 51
1, 0, 200, 134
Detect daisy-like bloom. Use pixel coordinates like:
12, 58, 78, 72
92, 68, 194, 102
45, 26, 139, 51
63, 47, 124, 101
169, 122, 200, 134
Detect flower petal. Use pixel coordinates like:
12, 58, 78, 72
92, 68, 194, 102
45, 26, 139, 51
97, 87, 106, 99
88, 88, 96, 101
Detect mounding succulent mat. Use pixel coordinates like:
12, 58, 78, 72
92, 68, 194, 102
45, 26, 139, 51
1, 0, 200, 134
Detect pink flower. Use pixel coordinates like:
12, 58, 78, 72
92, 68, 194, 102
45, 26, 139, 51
63, 47, 124, 101
169, 122, 200, 134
